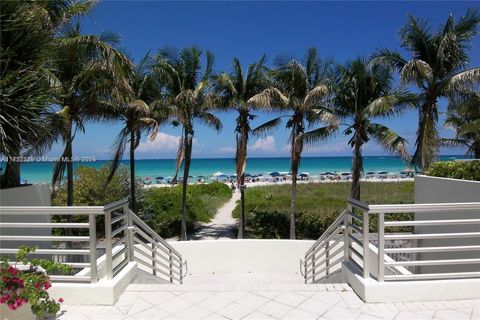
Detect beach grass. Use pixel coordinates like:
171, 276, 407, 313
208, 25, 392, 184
233, 181, 414, 239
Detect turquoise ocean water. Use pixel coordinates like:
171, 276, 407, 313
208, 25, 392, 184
0, 155, 467, 184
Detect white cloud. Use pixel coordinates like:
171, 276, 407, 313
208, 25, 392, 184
136, 132, 180, 153
250, 136, 277, 153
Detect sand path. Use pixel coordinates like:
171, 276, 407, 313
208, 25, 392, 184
191, 191, 240, 240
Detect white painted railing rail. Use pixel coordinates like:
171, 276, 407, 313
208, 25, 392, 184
346, 199, 480, 282
0, 199, 185, 284
302, 210, 346, 283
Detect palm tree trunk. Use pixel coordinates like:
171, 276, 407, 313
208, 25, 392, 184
238, 173, 245, 239
180, 133, 192, 241
412, 100, 438, 172
130, 131, 136, 212
351, 133, 363, 201
473, 141, 480, 159
66, 122, 74, 207
3, 145, 20, 188
290, 132, 299, 240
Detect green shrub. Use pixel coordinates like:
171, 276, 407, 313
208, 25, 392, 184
234, 182, 414, 239
138, 182, 231, 238
51, 165, 133, 237
426, 161, 480, 181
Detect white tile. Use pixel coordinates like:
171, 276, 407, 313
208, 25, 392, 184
216, 291, 248, 302
141, 292, 176, 305
355, 311, 398, 320
322, 305, 354, 319
296, 298, 332, 315
179, 291, 212, 304
257, 301, 293, 318
197, 294, 233, 312
434, 309, 471, 320
309, 291, 341, 305
131, 306, 170, 320
254, 291, 283, 300
274, 292, 309, 307
174, 304, 213, 319
237, 293, 270, 309
242, 311, 273, 319
216, 302, 252, 320
158, 296, 193, 314
396, 310, 435, 320
282, 308, 318, 319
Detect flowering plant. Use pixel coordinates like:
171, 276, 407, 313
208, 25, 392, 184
1, 246, 70, 318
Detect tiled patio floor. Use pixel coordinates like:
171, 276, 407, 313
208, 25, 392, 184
58, 283, 479, 320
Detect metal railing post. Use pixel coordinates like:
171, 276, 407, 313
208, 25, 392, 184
125, 205, 134, 262
378, 212, 385, 282
169, 249, 173, 283
179, 258, 184, 284
362, 209, 369, 278
344, 205, 351, 262
152, 243, 157, 277
304, 259, 307, 284
312, 250, 316, 283
104, 209, 113, 280
88, 213, 98, 283
325, 240, 330, 277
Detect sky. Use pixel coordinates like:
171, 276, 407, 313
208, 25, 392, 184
45, 1, 480, 160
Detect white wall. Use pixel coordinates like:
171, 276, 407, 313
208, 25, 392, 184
170, 239, 313, 275
0, 184, 52, 252
414, 175, 480, 273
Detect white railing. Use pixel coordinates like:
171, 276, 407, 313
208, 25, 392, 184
301, 211, 346, 283
346, 199, 480, 281
0, 199, 185, 284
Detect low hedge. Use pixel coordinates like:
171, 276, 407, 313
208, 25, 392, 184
138, 182, 232, 238
426, 160, 480, 181
233, 182, 414, 239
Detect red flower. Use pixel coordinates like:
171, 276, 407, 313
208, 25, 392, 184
44, 281, 51, 289
58, 298, 64, 303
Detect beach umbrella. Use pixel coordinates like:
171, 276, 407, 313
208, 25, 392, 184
245, 173, 253, 177
212, 171, 224, 177
299, 173, 309, 177
270, 171, 281, 177
155, 176, 164, 180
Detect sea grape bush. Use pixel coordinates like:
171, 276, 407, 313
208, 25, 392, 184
426, 161, 480, 181
0, 246, 69, 318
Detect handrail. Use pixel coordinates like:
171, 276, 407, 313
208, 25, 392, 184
347, 198, 480, 214
303, 210, 346, 283
305, 210, 346, 256
1, 199, 186, 286
128, 209, 184, 283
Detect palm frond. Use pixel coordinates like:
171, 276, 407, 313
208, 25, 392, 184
248, 87, 289, 109
369, 49, 407, 71
303, 125, 336, 147
303, 85, 328, 108
252, 117, 282, 136
106, 127, 129, 185
400, 59, 433, 86
369, 123, 409, 159
196, 112, 222, 132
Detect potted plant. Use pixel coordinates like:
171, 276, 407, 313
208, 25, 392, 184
1, 246, 70, 319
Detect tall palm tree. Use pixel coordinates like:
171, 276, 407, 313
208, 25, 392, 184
213, 56, 269, 238
333, 58, 415, 200
250, 48, 338, 239
153, 46, 222, 240
107, 54, 162, 212
0, 0, 95, 188
49, 22, 131, 206
440, 90, 480, 158
371, 10, 480, 171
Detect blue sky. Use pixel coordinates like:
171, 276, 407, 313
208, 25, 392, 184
46, 1, 480, 160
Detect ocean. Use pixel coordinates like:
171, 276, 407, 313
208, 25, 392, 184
0, 155, 467, 184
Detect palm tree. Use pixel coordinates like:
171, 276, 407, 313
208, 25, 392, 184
0, 0, 95, 188
107, 54, 162, 212
333, 58, 415, 200
49, 22, 131, 206
250, 48, 338, 239
153, 46, 222, 240
371, 10, 480, 171
440, 90, 480, 158
213, 56, 269, 238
